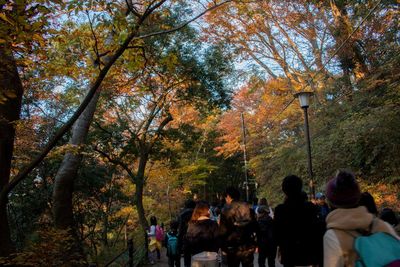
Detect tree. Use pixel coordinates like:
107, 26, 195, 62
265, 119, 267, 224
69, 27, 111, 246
92, 27, 233, 234
0, 43, 24, 257
0, 0, 233, 257
203, 0, 334, 92
0, 0, 61, 255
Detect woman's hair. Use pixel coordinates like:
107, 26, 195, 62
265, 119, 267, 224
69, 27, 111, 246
359, 192, 378, 215
225, 186, 240, 201
190, 201, 210, 221
150, 216, 157, 226
380, 208, 399, 226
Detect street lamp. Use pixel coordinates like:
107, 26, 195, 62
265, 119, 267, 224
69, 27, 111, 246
294, 91, 315, 199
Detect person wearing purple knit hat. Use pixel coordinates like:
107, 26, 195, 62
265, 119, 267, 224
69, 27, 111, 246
325, 169, 361, 208
323, 170, 399, 267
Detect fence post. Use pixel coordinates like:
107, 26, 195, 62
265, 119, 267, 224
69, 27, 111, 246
144, 230, 149, 262
128, 238, 134, 267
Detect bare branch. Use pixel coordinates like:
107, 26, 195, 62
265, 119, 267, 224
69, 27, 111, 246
86, 10, 102, 71
143, 0, 166, 18
133, 1, 232, 41
125, 0, 141, 17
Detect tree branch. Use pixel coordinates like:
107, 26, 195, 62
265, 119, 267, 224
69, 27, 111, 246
93, 146, 136, 182
86, 10, 102, 71
0, 0, 232, 206
93, 121, 113, 137
143, 0, 167, 18
149, 112, 173, 149
125, 0, 141, 18
132, 1, 232, 41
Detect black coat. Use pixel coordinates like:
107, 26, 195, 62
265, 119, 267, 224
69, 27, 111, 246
219, 201, 257, 251
274, 197, 324, 266
256, 214, 276, 254
184, 219, 220, 255
178, 208, 193, 248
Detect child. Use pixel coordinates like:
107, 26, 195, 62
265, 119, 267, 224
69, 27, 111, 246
165, 220, 180, 267
148, 238, 157, 264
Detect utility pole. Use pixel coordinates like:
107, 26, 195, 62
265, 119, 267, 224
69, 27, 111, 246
240, 112, 249, 202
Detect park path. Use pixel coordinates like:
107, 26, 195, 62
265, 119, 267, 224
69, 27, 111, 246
145, 248, 283, 267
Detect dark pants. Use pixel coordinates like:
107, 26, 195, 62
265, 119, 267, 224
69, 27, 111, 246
168, 255, 181, 267
183, 251, 191, 267
258, 249, 276, 267
226, 247, 255, 267
157, 248, 161, 259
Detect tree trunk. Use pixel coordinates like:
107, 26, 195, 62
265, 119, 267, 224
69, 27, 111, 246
134, 152, 149, 233
52, 89, 101, 229
0, 44, 23, 256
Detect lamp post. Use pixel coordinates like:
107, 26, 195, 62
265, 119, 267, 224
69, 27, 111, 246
294, 92, 315, 199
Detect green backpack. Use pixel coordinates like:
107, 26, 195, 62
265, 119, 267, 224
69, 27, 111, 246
166, 233, 178, 256
354, 230, 400, 267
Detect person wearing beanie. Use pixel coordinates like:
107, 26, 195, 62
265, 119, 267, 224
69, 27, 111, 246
274, 175, 324, 267
324, 170, 400, 267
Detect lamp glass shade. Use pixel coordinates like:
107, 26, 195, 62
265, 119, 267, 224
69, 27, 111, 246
295, 92, 313, 108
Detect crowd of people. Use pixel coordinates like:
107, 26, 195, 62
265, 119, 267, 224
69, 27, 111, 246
146, 170, 400, 267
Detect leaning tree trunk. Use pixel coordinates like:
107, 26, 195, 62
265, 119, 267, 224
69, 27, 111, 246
0, 44, 23, 257
52, 89, 101, 229
134, 152, 150, 233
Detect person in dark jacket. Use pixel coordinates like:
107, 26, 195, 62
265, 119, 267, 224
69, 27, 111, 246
219, 186, 257, 267
165, 220, 180, 267
315, 192, 330, 221
178, 199, 196, 267
184, 201, 220, 256
274, 175, 324, 267
256, 206, 276, 267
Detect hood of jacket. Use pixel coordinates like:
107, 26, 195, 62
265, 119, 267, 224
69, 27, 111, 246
326, 206, 373, 230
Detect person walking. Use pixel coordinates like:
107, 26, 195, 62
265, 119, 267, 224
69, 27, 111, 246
165, 220, 180, 267
178, 199, 196, 267
184, 201, 220, 266
219, 186, 257, 267
274, 175, 324, 267
315, 192, 330, 222
148, 216, 162, 264
256, 206, 276, 267
324, 170, 400, 267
